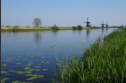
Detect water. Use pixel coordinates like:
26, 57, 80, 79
1, 28, 117, 83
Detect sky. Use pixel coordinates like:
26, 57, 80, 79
1, 0, 126, 27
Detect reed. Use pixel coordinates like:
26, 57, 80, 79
52, 29, 126, 83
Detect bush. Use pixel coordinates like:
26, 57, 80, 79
6, 25, 11, 27
72, 26, 78, 30
13, 25, 20, 28
26, 26, 29, 28
51, 24, 59, 30
118, 26, 123, 28
77, 25, 82, 30
12, 27, 18, 32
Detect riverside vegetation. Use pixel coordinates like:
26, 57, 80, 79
51, 28, 126, 83
1, 25, 109, 32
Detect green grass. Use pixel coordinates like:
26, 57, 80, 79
52, 29, 126, 83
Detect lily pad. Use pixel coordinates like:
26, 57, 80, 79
35, 66, 40, 68
2, 64, 7, 66
37, 64, 41, 65
45, 62, 50, 63
25, 74, 32, 76
26, 78, 33, 81
31, 74, 37, 77
1, 70, 7, 74
12, 80, 20, 83
38, 75, 44, 78
18, 56, 22, 58
35, 69, 41, 71
16, 71, 25, 74
24, 67, 30, 70
16, 63, 22, 65
25, 63, 33, 66
31, 53, 34, 55
8, 61, 13, 63
54, 53, 57, 54
42, 69, 48, 71
1, 78, 10, 83
40, 61, 44, 63
19, 82, 26, 83
8, 70, 15, 73
41, 57, 44, 58
25, 71, 32, 73
31, 76, 38, 79
28, 69, 34, 71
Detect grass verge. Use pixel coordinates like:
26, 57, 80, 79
51, 29, 126, 83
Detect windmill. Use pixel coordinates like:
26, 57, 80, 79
100, 21, 105, 28
122, 24, 124, 27
105, 22, 108, 27
84, 17, 91, 27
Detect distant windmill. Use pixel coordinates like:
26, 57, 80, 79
105, 22, 108, 27
122, 24, 124, 27
84, 17, 91, 27
100, 21, 105, 28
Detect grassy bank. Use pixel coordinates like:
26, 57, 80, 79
52, 29, 126, 83
1, 27, 103, 32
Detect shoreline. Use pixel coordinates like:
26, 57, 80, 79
1, 27, 101, 32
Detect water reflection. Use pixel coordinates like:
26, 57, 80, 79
102, 28, 104, 35
52, 30, 58, 37
78, 30, 82, 35
86, 29, 90, 40
106, 28, 108, 33
34, 31, 42, 45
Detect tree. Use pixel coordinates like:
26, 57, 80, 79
33, 18, 42, 27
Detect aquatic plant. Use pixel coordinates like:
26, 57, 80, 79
52, 30, 126, 83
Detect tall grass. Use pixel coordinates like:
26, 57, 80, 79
52, 30, 126, 83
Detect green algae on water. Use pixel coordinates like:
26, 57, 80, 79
16, 63, 22, 65
24, 67, 30, 70
35, 66, 40, 68
45, 62, 50, 63
35, 69, 41, 71
2, 64, 7, 66
42, 69, 48, 71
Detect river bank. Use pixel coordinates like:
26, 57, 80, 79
52, 28, 126, 83
1, 27, 101, 32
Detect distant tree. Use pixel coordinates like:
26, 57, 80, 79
33, 18, 42, 27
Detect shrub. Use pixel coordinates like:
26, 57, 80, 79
77, 25, 82, 30
51, 24, 59, 30
118, 26, 123, 28
13, 25, 20, 28
6, 25, 11, 27
72, 26, 78, 30
26, 26, 29, 28
12, 27, 18, 32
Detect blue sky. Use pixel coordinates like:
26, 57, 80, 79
1, 0, 126, 27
